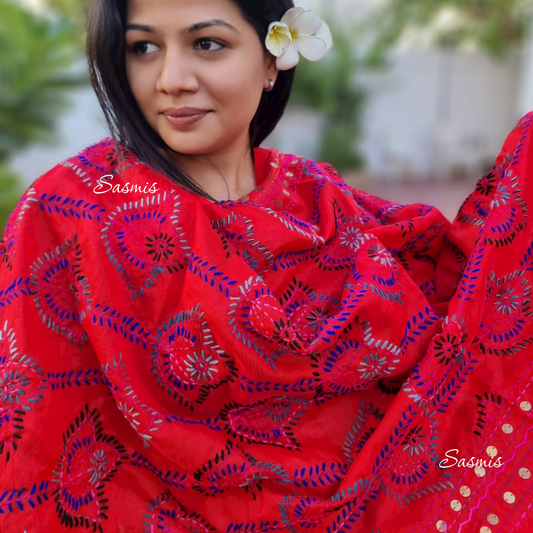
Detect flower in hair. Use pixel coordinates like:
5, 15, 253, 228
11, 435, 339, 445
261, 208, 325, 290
265, 7, 333, 71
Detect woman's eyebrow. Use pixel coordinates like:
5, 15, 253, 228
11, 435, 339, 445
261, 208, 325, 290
125, 19, 240, 35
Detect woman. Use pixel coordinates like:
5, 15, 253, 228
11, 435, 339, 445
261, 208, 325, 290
0, 0, 531, 531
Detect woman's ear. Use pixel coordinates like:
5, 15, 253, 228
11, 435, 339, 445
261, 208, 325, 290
264, 52, 279, 88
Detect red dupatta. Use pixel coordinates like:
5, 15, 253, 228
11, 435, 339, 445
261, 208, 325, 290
0, 112, 532, 533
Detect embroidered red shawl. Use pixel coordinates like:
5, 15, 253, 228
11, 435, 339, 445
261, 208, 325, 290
1, 113, 532, 533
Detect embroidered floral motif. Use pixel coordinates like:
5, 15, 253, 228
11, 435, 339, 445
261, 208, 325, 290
0, 320, 47, 462
52, 405, 126, 530
151, 305, 238, 411
211, 212, 274, 273
102, 192, 190, 299
29, 234, 89, 348
145, 232, 176, 262
192, 440, 289, 499
477, 269, 533, 356
144, 490, 216, 532
103, 353, 164, 449
433, 331, 463, 365
220, 397, 309, 450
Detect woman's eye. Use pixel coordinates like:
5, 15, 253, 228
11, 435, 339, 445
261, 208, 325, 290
195, 39, 224, 52
129, 42, 159, 55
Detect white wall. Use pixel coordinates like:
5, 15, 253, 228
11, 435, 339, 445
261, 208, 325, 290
358, 49, 521, 180
519, 20, 533, 116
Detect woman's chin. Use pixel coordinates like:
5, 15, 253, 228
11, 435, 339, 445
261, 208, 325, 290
160, 135, 236, 159
160, 137, 214, 157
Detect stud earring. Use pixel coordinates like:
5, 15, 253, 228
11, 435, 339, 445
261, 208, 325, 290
265, 79, 275, 92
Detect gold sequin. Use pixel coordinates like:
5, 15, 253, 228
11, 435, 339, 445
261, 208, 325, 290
276, 200, 283, 209
520, 401, 532, 412
503, 491, 516, 503
502, 423, 514, 434
283, 180, 289, 187
436, 520, 448, 532
450, 499, 462, 511
519, 467, 531, 479
460, 485, 471, 497
475, 466, 486, 477
487, 514, 499, 525
480, 527, 492, 533
240, 195, 250, 202
486, 446, 498, 458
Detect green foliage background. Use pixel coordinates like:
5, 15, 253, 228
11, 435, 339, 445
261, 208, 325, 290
364, 0, 529, 66
0, 0, 89, 233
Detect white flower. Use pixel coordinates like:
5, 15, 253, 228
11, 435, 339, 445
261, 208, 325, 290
265, 7, 333, 71
266, 21, 292, 58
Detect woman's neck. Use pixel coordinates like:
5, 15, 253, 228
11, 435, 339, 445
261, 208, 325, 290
173, 144, 257, 201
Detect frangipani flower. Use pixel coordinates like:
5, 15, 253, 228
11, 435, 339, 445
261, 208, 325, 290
266, 21, 292, 58
265, 7, 333, 71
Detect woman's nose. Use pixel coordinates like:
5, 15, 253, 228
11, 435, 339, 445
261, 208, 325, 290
155, 49, 200, 94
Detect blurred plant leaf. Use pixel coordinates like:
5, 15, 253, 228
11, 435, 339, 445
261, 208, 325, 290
0, 0, 90, 162
43, 0, 91, 49
0, 163, 23, 235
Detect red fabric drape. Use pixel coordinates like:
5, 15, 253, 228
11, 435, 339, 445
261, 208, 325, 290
0, 113, 531, 532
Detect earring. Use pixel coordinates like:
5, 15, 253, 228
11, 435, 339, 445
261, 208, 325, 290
265, 79, 275, 92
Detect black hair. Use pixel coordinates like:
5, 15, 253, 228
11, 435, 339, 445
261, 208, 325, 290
86, 0, 296, 200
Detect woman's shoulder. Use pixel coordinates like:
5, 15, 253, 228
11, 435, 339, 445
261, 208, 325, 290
496, 110, 533, 168
2, 137, 149, 250
31, 137, 141, 197
257, 146, 352, 194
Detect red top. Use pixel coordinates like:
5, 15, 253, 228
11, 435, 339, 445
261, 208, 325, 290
0, 112, 532, 533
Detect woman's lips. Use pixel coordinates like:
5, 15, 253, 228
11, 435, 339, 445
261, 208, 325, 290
163, 111, 210, 128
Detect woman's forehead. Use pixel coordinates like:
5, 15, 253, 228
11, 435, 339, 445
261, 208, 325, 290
126, 0, 244, 24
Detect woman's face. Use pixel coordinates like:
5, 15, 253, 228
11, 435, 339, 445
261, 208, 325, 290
125, 0, 278, 158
